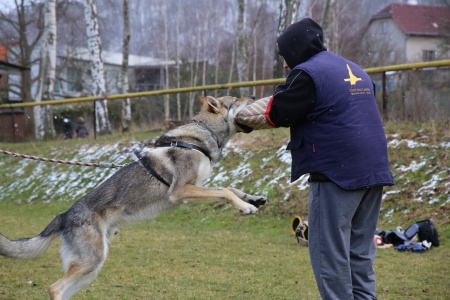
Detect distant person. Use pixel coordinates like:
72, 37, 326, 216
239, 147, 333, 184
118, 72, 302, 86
62, 118, 73, 139
75, 116, 89, 138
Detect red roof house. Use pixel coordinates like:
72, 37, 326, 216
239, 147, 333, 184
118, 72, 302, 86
373, 3, 450, 37
362, 3, 450, 65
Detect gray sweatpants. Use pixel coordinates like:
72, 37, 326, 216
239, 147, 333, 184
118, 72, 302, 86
308, 182, 383, 300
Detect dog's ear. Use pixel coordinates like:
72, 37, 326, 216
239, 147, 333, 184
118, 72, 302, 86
199, 96, 221, 114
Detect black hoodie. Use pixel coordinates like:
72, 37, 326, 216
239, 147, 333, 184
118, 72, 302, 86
277, 18, 327, 69
268, 18, 327, 127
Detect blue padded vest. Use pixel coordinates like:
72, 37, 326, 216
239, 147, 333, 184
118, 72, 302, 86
287, 51, 394, 189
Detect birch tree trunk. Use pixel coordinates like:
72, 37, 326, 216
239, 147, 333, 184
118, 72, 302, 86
214, 36, 220, 98
34, 45, 45, 140
236, 0, 250, 97
228, 41, 235, 83
175, 0, 181, 121
83, 0, 111, 135
188, 58, 196, 119
201, 6, 210, 88
273, 1, 286, 79
273, 0, 301, 79
34, 0, 56, 140
260, 36, 267, 97
188, 10, 201, 119
190, 53, 200, 118
162, 2, 170, 123
121, 0, 131, 132
289, 0, 300, 23
252, 24, 257, 97
322, 0, 338, 52
213, 5, 220, 98
299, 0, 311, 19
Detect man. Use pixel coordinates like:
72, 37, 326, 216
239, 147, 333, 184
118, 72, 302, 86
266, 18, 394, 299
75, 116, 89, 138
62, 118, 73, 139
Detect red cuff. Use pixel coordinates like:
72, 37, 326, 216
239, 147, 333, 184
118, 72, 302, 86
264, 96, 279, 128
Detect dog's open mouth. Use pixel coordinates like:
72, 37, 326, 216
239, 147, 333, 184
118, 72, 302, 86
236, 122, 254, 133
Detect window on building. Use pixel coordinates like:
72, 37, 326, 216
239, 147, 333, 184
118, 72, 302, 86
135, 68, 162, 91
389, 50, 395, 62
67, 67, 83, 92
54, 78, 62, 93
373, 52, 379, 63
0, 73, 7, 102
381, 22, 387, 34
423, 50, 435, 61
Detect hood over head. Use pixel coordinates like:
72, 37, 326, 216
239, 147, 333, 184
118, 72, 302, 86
277, 18, 327, 69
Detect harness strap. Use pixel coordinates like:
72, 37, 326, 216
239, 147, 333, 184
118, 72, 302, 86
156, 141, 212, 161
133, 149, 170, 187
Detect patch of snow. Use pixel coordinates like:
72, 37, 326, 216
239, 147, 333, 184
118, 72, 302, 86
384, 209, 394, 217
396, 160, 426, 172
428, 198, 440, 205
290, 174, 309, 191
388, 139, 428, 148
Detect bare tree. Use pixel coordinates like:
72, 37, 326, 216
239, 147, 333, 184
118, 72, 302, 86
334, 1, 364, 60
83, 0, 111, 135
228, 42, 236, 84
175, 0, 181, 121
201, 5, 210, 89
161, 2, 170, 123
121, 0, 131, 132
273, 0, 301, 79
236, 0, 250, 96
187, 8, 202, 119
299, 0, 312, 19
0, 0, 44, 137
248, 3, 264, 96
322, 0, 338, 52
249, 0, 274, 97
34, 0, 56, 140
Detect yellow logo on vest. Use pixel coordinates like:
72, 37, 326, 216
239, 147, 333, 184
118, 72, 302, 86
344, 64, 362, 85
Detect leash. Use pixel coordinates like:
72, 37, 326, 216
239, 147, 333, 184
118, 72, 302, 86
0, 149, 124, 168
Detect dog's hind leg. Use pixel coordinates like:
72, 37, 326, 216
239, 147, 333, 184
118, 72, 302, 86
48, 229, 109, 300
48, 261, 102, 300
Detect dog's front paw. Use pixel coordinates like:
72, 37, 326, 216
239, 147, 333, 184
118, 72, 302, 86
239, 203, 258, 215
246, 195, 268, 208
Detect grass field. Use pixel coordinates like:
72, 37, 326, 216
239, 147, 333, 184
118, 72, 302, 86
1, 122, 449, 299
0, 203, 449, 299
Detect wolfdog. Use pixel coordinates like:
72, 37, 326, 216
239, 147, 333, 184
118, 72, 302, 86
0, 96, 267, 300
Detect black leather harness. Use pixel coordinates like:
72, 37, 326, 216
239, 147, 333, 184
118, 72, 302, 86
156, 140, 212, 161
133, 149, 171, 187
134, 120, 219, 187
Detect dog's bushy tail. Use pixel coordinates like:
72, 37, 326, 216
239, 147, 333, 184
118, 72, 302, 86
0, 213, 64, 259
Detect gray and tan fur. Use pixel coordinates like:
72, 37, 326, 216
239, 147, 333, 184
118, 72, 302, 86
0, 96, 267, 300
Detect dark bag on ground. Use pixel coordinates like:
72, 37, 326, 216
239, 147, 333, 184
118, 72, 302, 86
378, 219, 439, 247
398, 219, 439, 247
